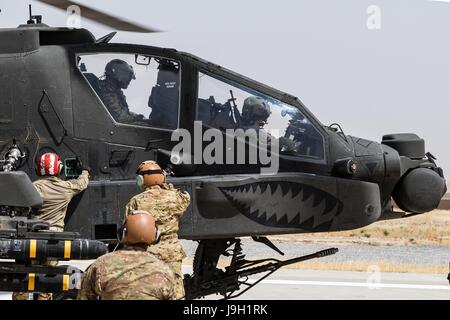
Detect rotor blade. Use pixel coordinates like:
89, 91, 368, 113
36, 0, 161, 33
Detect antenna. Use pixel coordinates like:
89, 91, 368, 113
27, 4, 42, 24
27, 5, 32, 24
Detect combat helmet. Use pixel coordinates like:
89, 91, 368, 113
135, 160, 166, 190
120, 211, 160, 245
36, 153, 63, 176
104, 59, 136, 89
241, 96, 271, 126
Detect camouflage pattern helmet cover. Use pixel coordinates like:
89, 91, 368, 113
241, 96, 271, 123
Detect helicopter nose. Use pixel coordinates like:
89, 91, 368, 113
392, 167, 446, 213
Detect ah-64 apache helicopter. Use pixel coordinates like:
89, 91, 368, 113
0, 1, 446, 299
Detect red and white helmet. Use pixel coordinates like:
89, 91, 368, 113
37, 153, 63, 176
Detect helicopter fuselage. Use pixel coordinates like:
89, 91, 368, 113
0, 26, 446, 242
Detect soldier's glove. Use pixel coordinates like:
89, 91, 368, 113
181, 190, 191, 199
279, 137, 296, 152
164, 165, 175, 177
82, 165, 91, 173
76, 157, 91, 173
80, 163, 91, 173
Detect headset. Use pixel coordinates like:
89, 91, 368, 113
117, 220, 128, 243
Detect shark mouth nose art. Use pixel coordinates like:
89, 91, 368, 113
219, 181, 343, 231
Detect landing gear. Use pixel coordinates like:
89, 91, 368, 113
184, 238, 338, 300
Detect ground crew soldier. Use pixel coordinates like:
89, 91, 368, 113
125, 160, 190, 299
12, 152, 89, 300
32, 153, 90, 231
78, 212, 176, 300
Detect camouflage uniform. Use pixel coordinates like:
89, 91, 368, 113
12, 171, 89, 301
97, 78, 144, 123
11, 291, 53, 301
77, 245, 176, 300
125, 183, 190, 299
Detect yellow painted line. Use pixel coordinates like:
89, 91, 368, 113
29, 240, 36, 259
62, 275, 69, 291
64, 240, 71, 259
28, 273, 35, 291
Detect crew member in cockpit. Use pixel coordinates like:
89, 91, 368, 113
240, 96, 295, 151
240, 96, 271, 131
98, 59, 145, 124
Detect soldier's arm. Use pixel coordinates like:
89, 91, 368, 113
175, 190, 191, 215
116, 109, 144, 123
150, 272, 176, 300
77, 265, 99, 300
65, 170, 89, 195
99, 91, 137, 122
100, 88, 144, 123
99, 91, 124, 121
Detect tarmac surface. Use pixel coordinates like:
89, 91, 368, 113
0, 239, 448, 300
0, 263, 449, 300
200, 269, 450, 300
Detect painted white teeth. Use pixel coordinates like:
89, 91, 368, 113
220, 182, 340, 229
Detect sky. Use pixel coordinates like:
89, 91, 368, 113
0, 0, 450, 182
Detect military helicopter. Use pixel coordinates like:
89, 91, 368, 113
0, 1, 447, 299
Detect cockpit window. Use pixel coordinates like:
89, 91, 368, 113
77, 53, 180, 130
197, 72, 325, 160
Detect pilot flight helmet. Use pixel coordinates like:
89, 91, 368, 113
120, 211, 160, 246
36, 153, 63, 176
241, 96, 271, 125
104, 59, 136, 89
135, 160, 166, 190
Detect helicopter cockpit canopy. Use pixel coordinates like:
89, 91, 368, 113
77, 53, 180, 130
197, 72, 325, 160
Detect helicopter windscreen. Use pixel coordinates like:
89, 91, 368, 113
77, 53, 180, 130
197, 72, 325, 159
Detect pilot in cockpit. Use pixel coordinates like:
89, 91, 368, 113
240, 96, 296, 151
97, 59, 145, 124
240, 96, 271, 131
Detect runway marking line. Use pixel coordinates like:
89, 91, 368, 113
248, 279, 450, 290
